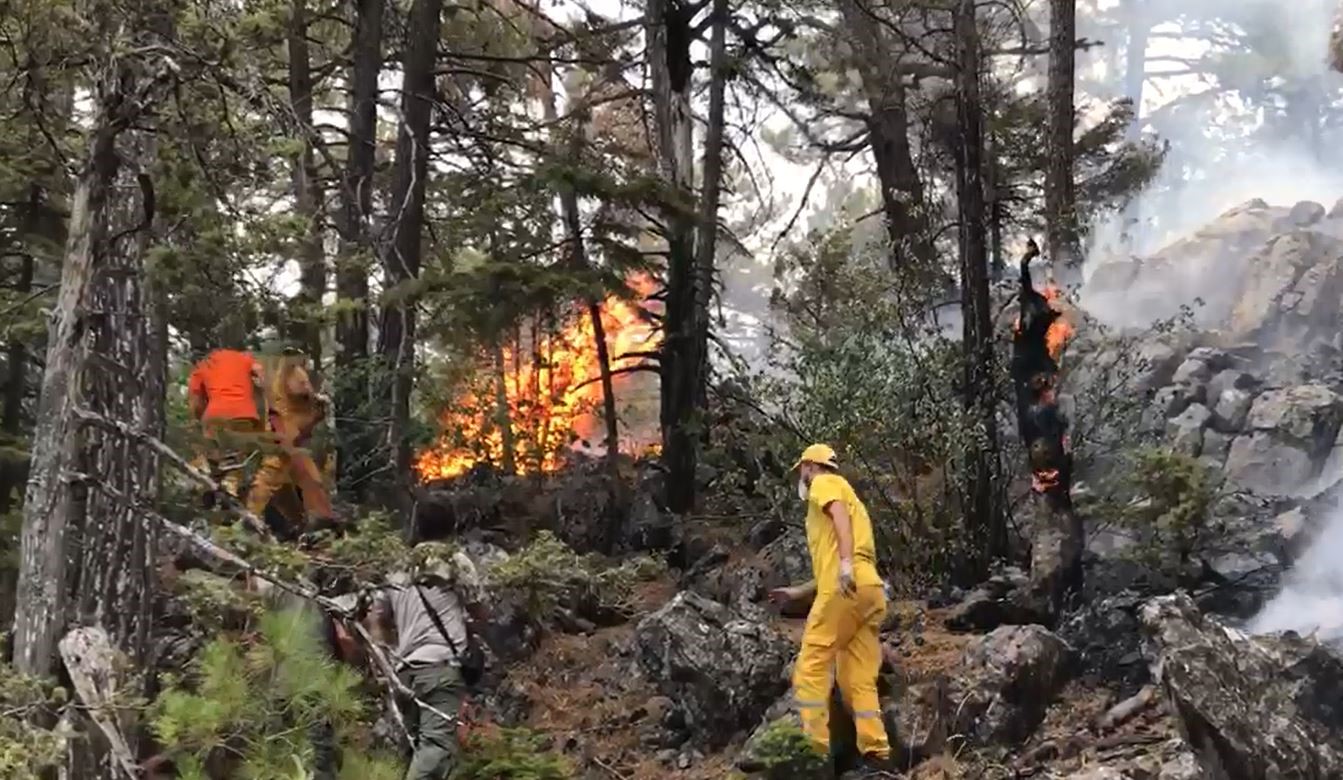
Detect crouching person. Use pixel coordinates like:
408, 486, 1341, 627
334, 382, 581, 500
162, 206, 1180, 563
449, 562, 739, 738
367, 542, 488, 780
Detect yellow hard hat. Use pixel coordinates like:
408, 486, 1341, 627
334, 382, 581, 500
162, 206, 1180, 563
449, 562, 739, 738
793, 443, 839, 470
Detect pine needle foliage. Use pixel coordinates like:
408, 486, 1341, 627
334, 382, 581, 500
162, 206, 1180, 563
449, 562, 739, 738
150, 606, 387, 778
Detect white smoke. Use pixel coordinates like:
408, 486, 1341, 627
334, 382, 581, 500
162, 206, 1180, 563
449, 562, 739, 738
1250, 505, 1343, 642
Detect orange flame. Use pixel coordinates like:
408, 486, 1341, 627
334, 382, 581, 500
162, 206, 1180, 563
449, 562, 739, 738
1042, 284, 1074, 363
415, 275, 661, 481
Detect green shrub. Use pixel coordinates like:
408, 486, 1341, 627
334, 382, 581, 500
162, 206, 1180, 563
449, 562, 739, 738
0, 664, 66, 777
747, 720, 828, 779
489, 531, 665, 622
453, 729, 571, 779
1117, 447, 1215, 573
151, 606, 382, 777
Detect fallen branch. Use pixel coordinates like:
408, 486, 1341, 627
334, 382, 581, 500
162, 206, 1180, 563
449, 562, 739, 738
57, 627, 140, 779
74, 474, 453, 741
1095, 684, 1158, 733
74, 407, 271, 538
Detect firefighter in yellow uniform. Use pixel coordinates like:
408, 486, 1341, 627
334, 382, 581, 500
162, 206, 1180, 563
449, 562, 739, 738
772, 444, 892, 771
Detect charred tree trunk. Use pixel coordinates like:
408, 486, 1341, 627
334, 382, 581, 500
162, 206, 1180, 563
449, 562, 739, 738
952, 0, 1002, 580
377, 0, 441, 514
1046, 0, 1080, 282
491, 335, 517, 476
1011, 242, 1081, 623
288, 0, 326, 382
11, 13, 172, 675
540, 64, 628, 549
335, 0, 382, 499
836, 0, 934, 272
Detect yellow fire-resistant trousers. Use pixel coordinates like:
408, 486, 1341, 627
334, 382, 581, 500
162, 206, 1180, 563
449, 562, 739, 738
792, 585, 891, 759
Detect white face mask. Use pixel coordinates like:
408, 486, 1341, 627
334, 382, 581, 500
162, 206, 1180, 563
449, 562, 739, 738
797, 478, 808, 501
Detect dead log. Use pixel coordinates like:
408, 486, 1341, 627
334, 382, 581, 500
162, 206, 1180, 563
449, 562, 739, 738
1095, 684, 1158, 733
57, 627, 139, 779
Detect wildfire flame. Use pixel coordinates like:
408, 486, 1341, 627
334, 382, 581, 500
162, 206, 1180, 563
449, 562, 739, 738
415, 275, 661, 480
1042, 284, 1075, 363
1014, 282, 1075, 364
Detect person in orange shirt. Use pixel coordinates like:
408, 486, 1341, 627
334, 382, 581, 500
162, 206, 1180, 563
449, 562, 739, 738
246, 356, 336, 538
187, 348, 265, 500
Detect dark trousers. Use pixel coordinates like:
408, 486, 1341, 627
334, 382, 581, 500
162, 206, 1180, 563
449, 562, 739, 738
400, 663, 464, 780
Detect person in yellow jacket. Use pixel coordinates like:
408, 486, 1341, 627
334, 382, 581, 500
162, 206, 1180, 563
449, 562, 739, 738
245, 356, 336, 537
770, 444, 892, 770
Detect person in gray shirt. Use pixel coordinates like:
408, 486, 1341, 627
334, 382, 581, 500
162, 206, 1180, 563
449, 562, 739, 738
367, 542, 487, 780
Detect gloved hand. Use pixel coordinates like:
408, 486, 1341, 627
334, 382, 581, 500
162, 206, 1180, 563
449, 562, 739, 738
838, 559, 856, 597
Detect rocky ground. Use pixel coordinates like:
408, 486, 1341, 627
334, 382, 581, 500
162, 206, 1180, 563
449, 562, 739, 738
465, 198, 1343, 778
148, 198, 1343, 778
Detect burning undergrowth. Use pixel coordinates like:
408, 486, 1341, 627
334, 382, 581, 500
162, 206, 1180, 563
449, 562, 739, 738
417, 274, 663, 480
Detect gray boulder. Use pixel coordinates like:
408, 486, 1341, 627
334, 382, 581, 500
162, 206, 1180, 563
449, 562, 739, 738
633, 591, 793, 749
1228, 230, 1343, 351
1223, 432, 1315, 495
1165, 404, 1211, 456
1153, 383, 1204, 419
1170, 358, 1213, 387
1206, 369, 1255, 409
1201, 429, 1233, 463
1212, 388, 1253, 432
1246, 385, 1343, 447
948, 625, 1073, 747
1287, 200, 1326, 227
1140, 593, 1343, 778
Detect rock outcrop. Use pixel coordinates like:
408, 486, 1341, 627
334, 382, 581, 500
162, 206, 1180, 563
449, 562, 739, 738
633, 591, 793, 749
1140, 592, 1343, 778
948, 625, 1074, 748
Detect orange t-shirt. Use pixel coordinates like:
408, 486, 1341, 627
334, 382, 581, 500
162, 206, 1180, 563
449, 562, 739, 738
188, 349, 260, 421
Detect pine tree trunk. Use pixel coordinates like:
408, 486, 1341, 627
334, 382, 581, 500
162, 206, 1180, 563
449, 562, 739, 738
953, 0, 1002, 580
378, 0, 441, 513
288, 0, 326, 382
335, 0, 382, 499
1045, 0, 1080, 278
11, 12, 171, 673
649, 0, 702, 515
74, 126, 164, 670
836, 0, 933, 272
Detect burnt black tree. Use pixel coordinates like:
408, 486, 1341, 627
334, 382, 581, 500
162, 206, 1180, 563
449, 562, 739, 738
1011, 239, 1082, 622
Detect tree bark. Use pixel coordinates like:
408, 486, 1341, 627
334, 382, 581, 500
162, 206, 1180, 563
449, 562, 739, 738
1045, 0, 1080, 280
836, 0, 934, 271
952, 0, 1002, 580
378, 0, 441, 513
335, 0, 382, 499
288, 0, 326, 382
651, 0, 727, 515
11, 8, 172, 674
73, 124, 165, 672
